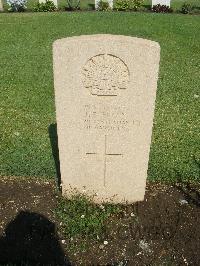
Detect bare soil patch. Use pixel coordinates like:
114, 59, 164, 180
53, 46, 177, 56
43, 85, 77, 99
0, 176, 200, 265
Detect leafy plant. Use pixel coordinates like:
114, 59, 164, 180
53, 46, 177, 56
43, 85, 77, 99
66, 0, 80, 10
97, 0, 110, 11
114, 0, 143, 11
152, 4, 173, 13
55, 192, 121, 239
34, 0, 56, 12
7, 0, 27, 12
181, 2, 193, 14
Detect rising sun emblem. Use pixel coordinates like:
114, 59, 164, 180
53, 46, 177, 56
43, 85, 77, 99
82, 54, 130, 96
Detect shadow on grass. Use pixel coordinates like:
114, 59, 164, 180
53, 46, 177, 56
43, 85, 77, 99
174, 157, 200, 208
48, 123, 61, 192
0, 211, 71, 265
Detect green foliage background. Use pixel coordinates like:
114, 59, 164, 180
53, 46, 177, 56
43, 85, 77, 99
0, 12, 199, 182
2, 0, 200, 11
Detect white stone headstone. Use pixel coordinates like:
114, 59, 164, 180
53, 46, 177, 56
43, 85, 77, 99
95, 0, 113, 9
0, 0, 3, 11
39, 0, 57, 7
53, 35, 160, 204
152, 0, 170, 7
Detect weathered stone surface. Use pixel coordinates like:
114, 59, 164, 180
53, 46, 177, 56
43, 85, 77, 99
0, 0, 4, 11
53, 35, 160, 203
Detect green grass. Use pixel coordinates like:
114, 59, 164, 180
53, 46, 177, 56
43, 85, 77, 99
55, 191, 121, 240
2, 0, 200, 11
0, 12, 199, 182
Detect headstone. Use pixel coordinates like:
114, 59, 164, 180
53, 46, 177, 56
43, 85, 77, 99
39, 0, 57, 7
0, 0, 3, 11
53, 35, 160, 204
152, 0, 170, 7
95, 0, 113, 9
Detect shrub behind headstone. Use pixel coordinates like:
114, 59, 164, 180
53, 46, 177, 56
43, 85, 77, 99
114, 0, 143, 11
7, 0, 27, 11
152, 4, 173, 12
97, 0, 110, 11
66, 0, 80, 10
34, 0, 56, 12
181, 2, 193, 14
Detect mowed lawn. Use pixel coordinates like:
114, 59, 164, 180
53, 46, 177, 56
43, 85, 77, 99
0, 12, 199, 182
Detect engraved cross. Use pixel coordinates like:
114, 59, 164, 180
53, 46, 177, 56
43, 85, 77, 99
86, 135, 123, 187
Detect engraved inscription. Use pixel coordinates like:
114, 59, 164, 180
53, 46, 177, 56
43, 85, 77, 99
84, 104, 131, 131
86, 135, 123, 187
82, 54, 129, 96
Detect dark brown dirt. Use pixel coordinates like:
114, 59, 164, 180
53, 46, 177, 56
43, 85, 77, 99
0, 176, 200, 266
